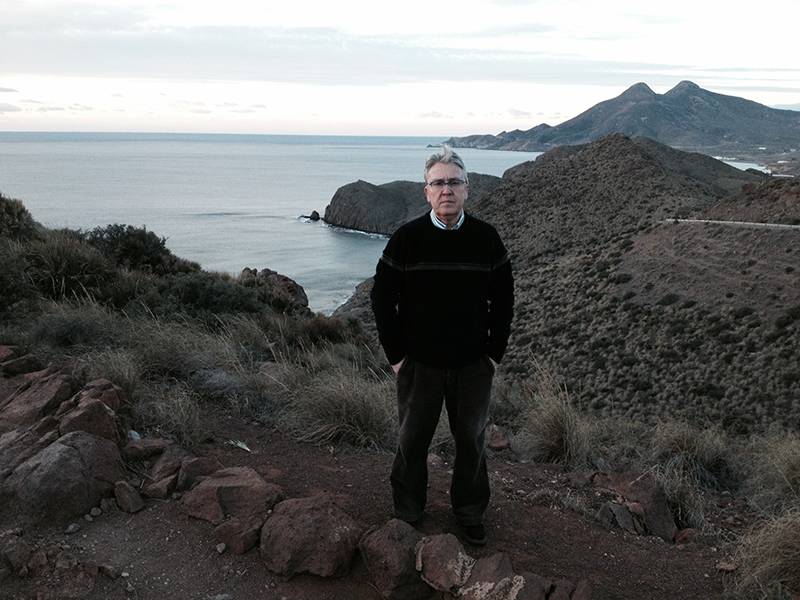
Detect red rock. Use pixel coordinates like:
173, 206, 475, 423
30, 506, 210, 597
2, 535, 32, 573
59, 399, 119, 442
518, 572, 552, 600
259, 494, 361, 578
0, 370, 78, 434
415, 534, 474, 593
176, 456, 224, 491
550, 578, 576, 600
459, 553, 516, 600
26, 550, 48, 575
79, 379, 124, 412
142, 474, 177, 499
0, 346, 19, 363
593, 472, 677, 541
150, 445, 192, 481
214, 516, 263, 555
2, 431, 124, 522
182, 467, 283, 525
359, 519, 433, 600
114, 481, 145, 513
0, 354, 43, 376
121, 438, 172, 462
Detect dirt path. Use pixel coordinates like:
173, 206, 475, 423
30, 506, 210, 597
2, 406, 733, 600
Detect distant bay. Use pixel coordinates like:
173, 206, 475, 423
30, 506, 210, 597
0, 133, 542, 313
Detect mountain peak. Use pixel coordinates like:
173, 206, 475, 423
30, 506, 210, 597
618, 82, 657, 100
665, 80, 701, 96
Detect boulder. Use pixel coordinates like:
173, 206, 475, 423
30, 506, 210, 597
458, 553, 518, 600
597, 502, 641, 535
150, 445, 192, 481
176, 456, 224, 491
1, 535, 32, 574
122, 437, 172, 461
594, 472, 677, 541
2, 431, 124, 521
182, 467, 283, 524
58, 398, 119, 442
114, 481, 145, 513
214, 516, 263, 555
240, 267, 309, 312
414, 533, 475, 593
487, 424, 510, 451
142, 474, 177, 499
0, 369, 78, 434
259, 494, 361, 578
0, 345, 19, 363
0, 354, 43, 376
359, 519, 433, 600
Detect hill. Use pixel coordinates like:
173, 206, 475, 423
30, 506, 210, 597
444, 81, 800, 157
336, 135, 799, 432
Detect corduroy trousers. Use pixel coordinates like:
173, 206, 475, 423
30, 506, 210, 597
391, 355, 494, 526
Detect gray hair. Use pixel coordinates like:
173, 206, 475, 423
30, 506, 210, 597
424, 145, 468, 183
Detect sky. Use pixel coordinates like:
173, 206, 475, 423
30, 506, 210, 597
1, 0, 799, 136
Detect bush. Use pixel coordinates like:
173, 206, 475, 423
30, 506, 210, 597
83, 223, 199, 275
24, 230, 116, 300
0, 192, 40, 241
84, 348, 142, 402
511, 364, 588, 468
29, 301, 124, 348
146, 271, 263, 317
0, 241, 35, 312
735, 511, 800, 598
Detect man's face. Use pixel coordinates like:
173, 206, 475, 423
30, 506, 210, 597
425, 162, 468, 225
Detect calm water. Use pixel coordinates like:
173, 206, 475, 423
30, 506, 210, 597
0, 133, 541, 313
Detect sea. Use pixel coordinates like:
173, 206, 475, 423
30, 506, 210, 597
0, 133, 542, 313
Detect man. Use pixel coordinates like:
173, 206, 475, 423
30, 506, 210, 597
370, 145, 514, 545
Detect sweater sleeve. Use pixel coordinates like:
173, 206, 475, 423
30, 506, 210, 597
486, 231, 514, 363
370, 231, 406, 365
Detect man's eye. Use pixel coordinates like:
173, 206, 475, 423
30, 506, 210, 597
429, 180, 445, 187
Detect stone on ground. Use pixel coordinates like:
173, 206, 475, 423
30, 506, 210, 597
414, 533, 475, 593
182, 466, 283, 524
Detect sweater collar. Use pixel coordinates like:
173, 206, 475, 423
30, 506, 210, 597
429, 209, 465, 230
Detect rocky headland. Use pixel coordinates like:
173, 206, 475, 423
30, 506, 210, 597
323, 172, 502, 235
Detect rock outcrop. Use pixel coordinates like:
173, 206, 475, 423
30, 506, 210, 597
323, 172, 503, 235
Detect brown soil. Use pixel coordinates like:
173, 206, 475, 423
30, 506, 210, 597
1, 404, 738, 600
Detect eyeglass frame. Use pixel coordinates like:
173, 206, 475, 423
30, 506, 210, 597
425, 178, 468, 191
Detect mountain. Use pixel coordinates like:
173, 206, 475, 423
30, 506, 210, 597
444, 81, 800, 153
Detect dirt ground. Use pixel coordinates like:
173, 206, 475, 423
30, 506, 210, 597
0, 394, 743, 600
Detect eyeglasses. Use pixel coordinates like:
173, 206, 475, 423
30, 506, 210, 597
426, 178, 466, 190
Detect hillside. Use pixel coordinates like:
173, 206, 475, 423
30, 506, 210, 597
444, 81, 800, 157
336, 135, 799, 432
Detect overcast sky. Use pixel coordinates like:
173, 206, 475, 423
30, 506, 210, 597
1, 0, 798, 135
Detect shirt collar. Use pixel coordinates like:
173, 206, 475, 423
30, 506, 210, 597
429, 209, 465, 230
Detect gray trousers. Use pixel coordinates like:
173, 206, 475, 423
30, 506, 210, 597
391, 355, 494, 526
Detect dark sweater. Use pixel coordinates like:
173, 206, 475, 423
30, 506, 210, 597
370, 212, 514, 368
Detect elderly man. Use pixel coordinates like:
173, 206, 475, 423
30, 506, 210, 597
370, 145, 514, 545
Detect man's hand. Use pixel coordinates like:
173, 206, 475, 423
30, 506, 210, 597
391, 358, 405, 374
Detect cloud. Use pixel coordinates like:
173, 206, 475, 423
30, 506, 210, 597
231, 108, 256, 113
418, 111, 453, 119
508, 108, 532, 118
21, 99, 42, 104
189, 108, 211, 114
475, 23, 556, 36
69, 103, 93, 111
773, 103, 800, 111
0, 87, 18, 92
0, 103, 21, 113
37, 106, 66, 112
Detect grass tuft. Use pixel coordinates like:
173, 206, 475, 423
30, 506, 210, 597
735, 510, 800, 599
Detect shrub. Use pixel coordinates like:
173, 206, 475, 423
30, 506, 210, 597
0, 240, 35, 312
83, 223, 199, 275
0, 192, 40, 241
29, 300, 124, 348
650, 421, 736, 489
24, 230, 116, 300
146, 271, 263, 317
84, 348, 142, 402
735, 511, 800, 598
511, 364, 588, 468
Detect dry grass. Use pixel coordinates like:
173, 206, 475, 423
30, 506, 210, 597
83, 348, 142, 403
735, 510, 800, 599
741, 431, 800, 515
132, 382, 206, 447
511, 364, 588, 469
